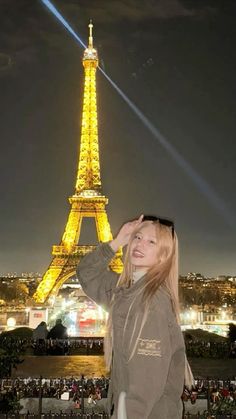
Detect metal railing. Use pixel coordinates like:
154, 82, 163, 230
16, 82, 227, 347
1, 376, 235, 418
0, 412, 235, 418
1, 416, 103, 419
183, 414, 235, 418
0, 337, 104, 356
0, 336, 235, 359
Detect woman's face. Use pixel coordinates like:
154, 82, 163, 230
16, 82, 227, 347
130, 223, 157, 271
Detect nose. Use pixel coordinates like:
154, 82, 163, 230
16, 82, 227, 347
136, 238, 146, 249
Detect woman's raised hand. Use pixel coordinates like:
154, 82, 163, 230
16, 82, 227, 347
110, 215, 143, 252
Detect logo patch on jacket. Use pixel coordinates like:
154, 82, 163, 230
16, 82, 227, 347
137, 339, 161, 357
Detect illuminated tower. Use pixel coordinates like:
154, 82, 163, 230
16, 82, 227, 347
33, 22, 122, 304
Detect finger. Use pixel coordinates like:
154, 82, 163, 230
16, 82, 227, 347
133, 214, 143, 226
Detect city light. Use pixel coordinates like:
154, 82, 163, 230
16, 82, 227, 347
190, 310, 197, 321
7, 317, 16, 328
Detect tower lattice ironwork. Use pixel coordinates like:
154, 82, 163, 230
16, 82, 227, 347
33, 23, 123, 304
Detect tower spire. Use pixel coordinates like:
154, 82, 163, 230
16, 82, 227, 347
88, 20, 93, 49
76, 21, 100, 194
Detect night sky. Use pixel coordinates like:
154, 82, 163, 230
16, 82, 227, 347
0, 0, 236, 276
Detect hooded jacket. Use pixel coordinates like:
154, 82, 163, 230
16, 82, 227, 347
77, 242, 185, 419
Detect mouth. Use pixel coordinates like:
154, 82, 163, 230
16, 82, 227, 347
132, 249, 144, 258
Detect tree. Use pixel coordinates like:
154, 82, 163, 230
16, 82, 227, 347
0, 337, 24, 378
0, 336, 25, 412
0, 281, 29, 303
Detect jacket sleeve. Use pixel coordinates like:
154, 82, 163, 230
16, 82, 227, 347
125, 302, 174, 419
77, 242, 119, 311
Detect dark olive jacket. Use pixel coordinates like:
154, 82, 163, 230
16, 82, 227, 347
77, 243, 185, 419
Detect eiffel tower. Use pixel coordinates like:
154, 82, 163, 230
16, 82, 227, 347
33, 22, 123, 304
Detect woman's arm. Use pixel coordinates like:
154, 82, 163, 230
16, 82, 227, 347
77, 216, 143, 310
77, 242, 118, 310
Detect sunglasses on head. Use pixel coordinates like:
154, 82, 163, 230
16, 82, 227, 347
142, 215, 175, 238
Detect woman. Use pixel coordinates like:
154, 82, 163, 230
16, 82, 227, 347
78, 215, 186, 418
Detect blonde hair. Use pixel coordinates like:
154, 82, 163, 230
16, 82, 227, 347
119, 221, 179, 318
104, 220, 180, 369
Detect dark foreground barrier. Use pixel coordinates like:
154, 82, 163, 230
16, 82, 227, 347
0, 377, 235, 418
0, 336, 235, 358
0, 415, 108, 419
0, 412, 235, 418
182, 411, 236, 418
184, 414, 236, 418
0, 414, 109, 419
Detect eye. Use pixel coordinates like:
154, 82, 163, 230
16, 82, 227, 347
134, 234, 142, 240
149, 240, 156, 245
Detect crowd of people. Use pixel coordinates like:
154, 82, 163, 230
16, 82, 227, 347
1, 317, 235, 360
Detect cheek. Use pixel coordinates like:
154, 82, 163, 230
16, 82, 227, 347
130, 241, 135, 252
148, 248, 158, 263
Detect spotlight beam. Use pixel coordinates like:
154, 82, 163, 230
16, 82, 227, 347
41, 0, 86, 49
40, 0, 236, 228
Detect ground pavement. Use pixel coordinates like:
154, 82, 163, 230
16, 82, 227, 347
11, 355, 236, 380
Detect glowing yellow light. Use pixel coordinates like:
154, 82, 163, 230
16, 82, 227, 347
7, 317, 16, 328
221, 311, 226, 320
190, 310, 197, 320
33, 23, 123, 305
